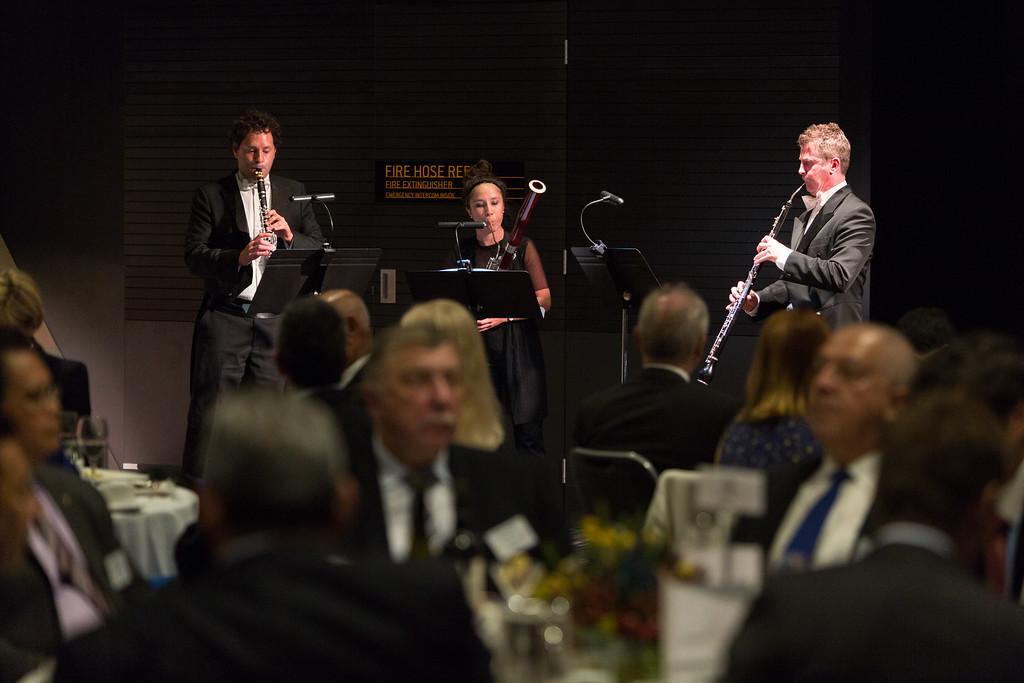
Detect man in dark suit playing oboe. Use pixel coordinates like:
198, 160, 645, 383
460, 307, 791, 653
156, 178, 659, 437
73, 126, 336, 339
182, 109, 323, 478
731, 122, 875, 329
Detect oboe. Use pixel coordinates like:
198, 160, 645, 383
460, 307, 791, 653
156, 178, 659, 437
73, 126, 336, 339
696, 184, 804, 386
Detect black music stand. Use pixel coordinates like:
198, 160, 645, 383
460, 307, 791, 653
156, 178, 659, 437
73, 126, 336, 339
406, 269, 540, 319
319, 248, 382, 294
248, 249, 324, 318
572, 246, 660, 382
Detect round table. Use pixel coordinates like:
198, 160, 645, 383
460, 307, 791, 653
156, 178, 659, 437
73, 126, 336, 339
110, 486, 199, 581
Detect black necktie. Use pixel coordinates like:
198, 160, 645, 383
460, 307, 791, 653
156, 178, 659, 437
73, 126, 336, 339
407, 469, 437, 561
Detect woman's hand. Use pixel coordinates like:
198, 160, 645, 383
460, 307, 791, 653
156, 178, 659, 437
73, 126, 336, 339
477, 317, 509, 332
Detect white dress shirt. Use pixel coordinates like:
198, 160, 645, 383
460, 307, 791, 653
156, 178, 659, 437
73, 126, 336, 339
769, 451, 881, 570
236, 172, 273, 301
775, 179, 848, 272
372, 436, 456, 562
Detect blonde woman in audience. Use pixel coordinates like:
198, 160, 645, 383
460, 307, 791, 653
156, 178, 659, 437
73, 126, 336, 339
717, 309, 830, 468
0, 268, 92, 417
401, 299, 506, 452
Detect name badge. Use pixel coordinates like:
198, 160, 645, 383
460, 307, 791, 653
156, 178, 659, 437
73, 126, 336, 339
484, 515, 538, 562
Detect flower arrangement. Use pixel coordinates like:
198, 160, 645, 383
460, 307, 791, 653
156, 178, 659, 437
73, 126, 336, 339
533, 516, 667, 679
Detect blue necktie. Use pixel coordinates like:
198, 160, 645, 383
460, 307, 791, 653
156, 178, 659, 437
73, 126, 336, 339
781, 469, 850, 571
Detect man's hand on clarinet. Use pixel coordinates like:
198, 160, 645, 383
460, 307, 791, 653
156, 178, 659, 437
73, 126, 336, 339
728, 280, 758, 314
752, 234, 791, 266
239, 234, 277, 266
265, 209, 294, 243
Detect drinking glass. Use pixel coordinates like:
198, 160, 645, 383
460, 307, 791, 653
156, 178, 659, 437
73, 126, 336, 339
77, 416, 109, 478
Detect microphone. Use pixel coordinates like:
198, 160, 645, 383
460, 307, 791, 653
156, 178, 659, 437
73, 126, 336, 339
290, 193, 336, 203
437, 221, 487, 230
600, 190, 625, 206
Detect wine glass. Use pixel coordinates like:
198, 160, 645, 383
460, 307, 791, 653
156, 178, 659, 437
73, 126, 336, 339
76, 416, 109, 479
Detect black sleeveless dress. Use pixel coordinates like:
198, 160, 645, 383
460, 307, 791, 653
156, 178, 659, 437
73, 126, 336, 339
456, 235, 548, 426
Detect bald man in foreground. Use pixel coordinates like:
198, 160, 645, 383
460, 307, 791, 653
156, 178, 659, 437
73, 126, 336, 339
320, 289, 373, 396
732, 323, 917, 571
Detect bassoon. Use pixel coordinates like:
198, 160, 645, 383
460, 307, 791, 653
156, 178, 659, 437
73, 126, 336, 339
486, 179, 547, 270
696, 184, 805, 386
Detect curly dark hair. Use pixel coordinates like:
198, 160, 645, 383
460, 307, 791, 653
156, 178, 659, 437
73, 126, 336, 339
229, 109, 282, 149
461, 159, 507, 208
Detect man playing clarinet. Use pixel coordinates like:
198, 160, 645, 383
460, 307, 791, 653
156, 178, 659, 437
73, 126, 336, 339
730, 122, 875, 329
182, 109, 323, 478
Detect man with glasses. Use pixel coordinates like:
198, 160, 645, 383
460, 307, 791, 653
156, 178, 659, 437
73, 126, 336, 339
729, 122, 875, 329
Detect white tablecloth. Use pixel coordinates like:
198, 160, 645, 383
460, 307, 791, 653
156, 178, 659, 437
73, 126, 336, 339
110, 487, 199, 580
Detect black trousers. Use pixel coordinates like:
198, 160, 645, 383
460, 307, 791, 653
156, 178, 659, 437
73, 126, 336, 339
182, 308, 282, 478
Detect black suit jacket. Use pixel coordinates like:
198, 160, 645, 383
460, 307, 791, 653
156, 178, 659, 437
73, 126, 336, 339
573, 367, 739, 472
344, 429, 568, 563
0, 466, 147, 683
755, 185, 874, 329
731, 457, 880, 567
730, 457, 821, 556
55, 549, 492, 683
184, 173, 323, 309
41, 352, 91, 417
725, 543, 1024, 682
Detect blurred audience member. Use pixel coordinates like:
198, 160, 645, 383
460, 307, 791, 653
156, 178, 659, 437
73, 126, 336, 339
275, 295, 372, 461
276, 296, 347, 394
0, 327, 144, 682
897, 305, 956, 357
726, 391, 1024, 682
912, 332, 1024, 596
321, 289, 374, 397
55, 390, 492, 682
0, 437, 37, 573
732, 323, 917, 571
574, 283, 740, 472
718, 310, 830, 469
0, 269, 91, 418
401, 299, 505, 452
350, 324, 566, 563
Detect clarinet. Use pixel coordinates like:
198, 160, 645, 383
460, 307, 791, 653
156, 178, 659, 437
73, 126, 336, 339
254, 169, 277, 249
696, 184, 804, 386
486, 179, 546, 270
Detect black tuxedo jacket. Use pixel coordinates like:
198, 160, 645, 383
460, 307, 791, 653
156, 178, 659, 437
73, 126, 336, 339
0, 466, 147, 682
55, 550, 493, 683
573, 367, 739, 473
184, 173, 323, 309
755, 185, 874, 328
725, 543, 1024, 682
344, 432, 568, 563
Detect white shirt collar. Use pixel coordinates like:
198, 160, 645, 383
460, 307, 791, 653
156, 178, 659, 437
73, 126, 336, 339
372, 434, 451, 485
874, 522, 955, 559
340, 354, 370, 390
803, 180, 848, 211
235, 171, 268, 192
642, 362, 690, 382
818, 449, 881, 480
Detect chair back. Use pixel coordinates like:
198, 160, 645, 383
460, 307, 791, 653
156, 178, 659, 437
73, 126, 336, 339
644, 469, 703, 546
568, 447, 659, 521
